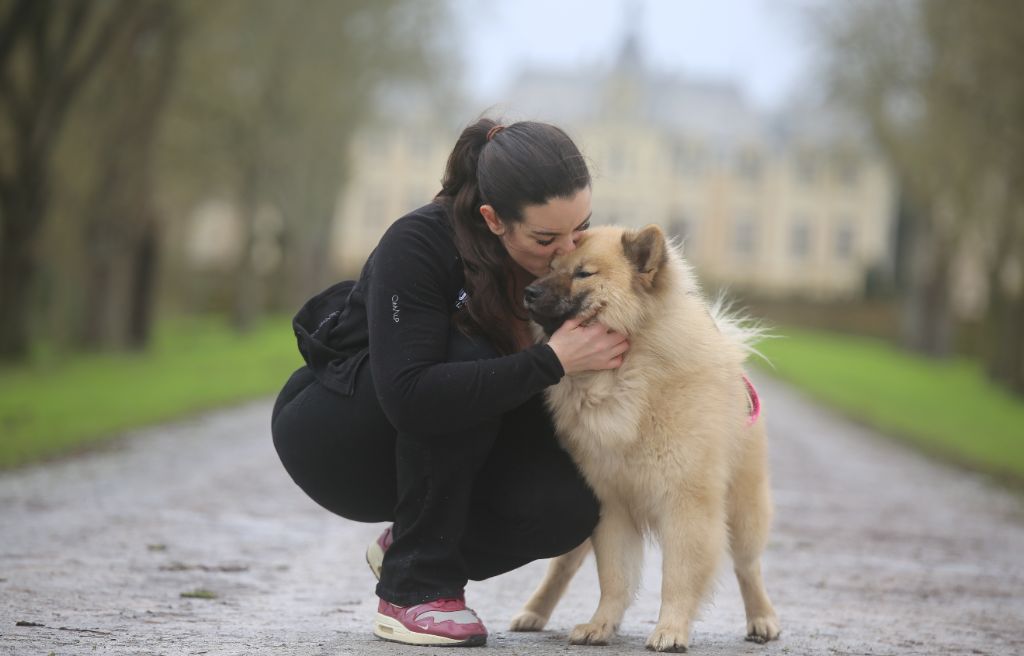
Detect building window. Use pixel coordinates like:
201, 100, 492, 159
836, 155, 860, 187
738, 148, 762, 182
360, 133, 386, 163
672, 143, 687, 176
608, 145, 629, 176
836, 221, 855, 259
733, 216, 757, 258
364, 194, 387, 228
407, 134, 433, 162
667, 212, 695, 250
795, 152, 817, 185
407, 192, 426, 212
790, 220, 811, 260
671, 140, 703, 177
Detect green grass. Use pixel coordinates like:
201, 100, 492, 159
5, 318, 1022, 483
0, 316, 302, 469
755, 327, 1024, 482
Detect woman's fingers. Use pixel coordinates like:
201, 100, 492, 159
561, 316, 583, 332
548, 318, 630, 374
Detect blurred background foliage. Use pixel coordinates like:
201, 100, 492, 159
809, 0, 1024, 394
0, 0, 1021, 471
1, 0, 454, 358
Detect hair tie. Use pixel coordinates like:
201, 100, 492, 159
486, 124, 505, 141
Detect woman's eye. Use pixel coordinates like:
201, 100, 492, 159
575, 221, 591, 232
574, 270, 595, 279
536, 238, 555, 246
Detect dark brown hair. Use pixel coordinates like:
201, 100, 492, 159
437, 118, 590, 355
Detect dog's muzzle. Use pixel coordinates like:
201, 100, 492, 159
524, 285, 587, 337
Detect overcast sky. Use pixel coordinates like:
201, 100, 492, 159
455, 0, 816, 111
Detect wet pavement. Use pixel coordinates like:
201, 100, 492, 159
2, 375, 1023, 655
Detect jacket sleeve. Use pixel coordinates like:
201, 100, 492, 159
366, 217, 564, 436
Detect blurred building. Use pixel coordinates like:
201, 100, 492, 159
331, 35, 895, 300
330, 102, 459, 279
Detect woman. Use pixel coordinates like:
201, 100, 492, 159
271, 118, 629, 647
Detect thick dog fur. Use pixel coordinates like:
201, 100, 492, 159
512, 225, 780, 652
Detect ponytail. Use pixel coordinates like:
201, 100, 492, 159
437, 117, 590, 355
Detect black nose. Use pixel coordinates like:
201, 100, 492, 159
524, 284, 542, 304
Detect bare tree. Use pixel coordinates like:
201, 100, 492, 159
165, 0, 454, 331
927, 0, 1024, 392
73, 0, 183, 351
808, 0, 1024, 393
0, 0, 143, 360
810, 1, 970, 357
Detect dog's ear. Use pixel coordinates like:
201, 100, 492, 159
622, 224, 667, 288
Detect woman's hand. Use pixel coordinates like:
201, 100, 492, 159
546, 318, 630, 375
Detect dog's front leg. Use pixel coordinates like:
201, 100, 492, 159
510, 539, 591, 631
647, 494, 727, 653
569, 504, 642, 646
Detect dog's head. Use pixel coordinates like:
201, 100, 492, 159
524, 224, 669, 336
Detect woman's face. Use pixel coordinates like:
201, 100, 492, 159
481, 187, 593, 279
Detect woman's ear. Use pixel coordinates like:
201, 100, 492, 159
479, 204, 506, 236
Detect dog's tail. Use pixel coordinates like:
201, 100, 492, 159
707, 293, 773, 365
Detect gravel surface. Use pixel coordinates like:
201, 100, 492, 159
2, 375, 1023, 656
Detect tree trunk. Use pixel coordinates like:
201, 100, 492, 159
0, 177, 47, 360
231, 167, 263, 333
81, 240, 119, 349
986, 290, 1024, 395
0, 0, 143, 360
127, 219, 159, 350
1010, 295, 1024, 395
279, 220, 313, 311
75, 0, 179, 351
984, 217, 1024, 396
80, 205, 162, 352
900, 204, 955, 358
0, 223, 39, 360
278, 192, 342, 310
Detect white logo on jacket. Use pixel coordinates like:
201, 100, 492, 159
391, 295, 400, 323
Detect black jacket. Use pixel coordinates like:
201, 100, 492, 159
292, 201, 565, 436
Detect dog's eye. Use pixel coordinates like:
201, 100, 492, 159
574, 269, 595, 279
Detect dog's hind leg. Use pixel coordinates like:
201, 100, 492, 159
727, 426, 780, 644
568, 504, 643, 646
509, 539, 591, 631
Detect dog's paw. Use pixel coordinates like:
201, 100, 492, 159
745, 614, 781, 644
509, 610, 548, 632
645, 624, 690, 653
569, 621, 614, 645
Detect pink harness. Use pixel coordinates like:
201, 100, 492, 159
743, 374, 761, 425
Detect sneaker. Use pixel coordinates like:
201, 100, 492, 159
374, 597, 487, 647
365, 526, 393, 580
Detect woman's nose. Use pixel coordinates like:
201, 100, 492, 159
554, 236, 577, 255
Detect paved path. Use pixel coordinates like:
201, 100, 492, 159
2, 376, 1023, 655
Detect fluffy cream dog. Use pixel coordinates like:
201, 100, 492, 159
512, 225, 780, 652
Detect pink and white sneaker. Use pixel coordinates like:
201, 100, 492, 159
365, 526, 393, 580
374, 597, 488, 646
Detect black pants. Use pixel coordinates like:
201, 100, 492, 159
270, 331, 600, 606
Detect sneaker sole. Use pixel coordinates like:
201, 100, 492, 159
373, 613, 486, 647
366, 540, 384, 581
